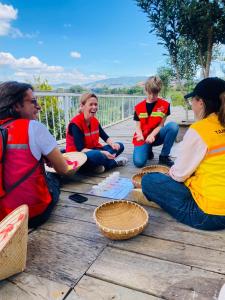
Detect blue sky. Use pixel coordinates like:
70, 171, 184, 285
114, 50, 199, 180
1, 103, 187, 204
0, 0, 168, 85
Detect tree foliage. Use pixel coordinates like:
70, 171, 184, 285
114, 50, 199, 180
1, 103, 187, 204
136, 0, 225, 79
33, 77, 65, 140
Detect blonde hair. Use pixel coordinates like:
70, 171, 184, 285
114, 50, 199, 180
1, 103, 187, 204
78, 93, 98, 113
218, 92, 225, 127
145, 76, 162, 95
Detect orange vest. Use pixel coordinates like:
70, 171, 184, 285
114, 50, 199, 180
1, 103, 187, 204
66, 112, 102, 152
0, 118, 52, 221
133, 98, 169, 146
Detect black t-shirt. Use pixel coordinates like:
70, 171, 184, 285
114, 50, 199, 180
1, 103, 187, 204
68, 123, 109, 151
133, 101, 170, 121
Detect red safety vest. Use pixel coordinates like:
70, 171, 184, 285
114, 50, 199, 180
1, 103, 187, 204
132, 98, 169, 146
66, 112, 102, 152
0, 118, 52, 221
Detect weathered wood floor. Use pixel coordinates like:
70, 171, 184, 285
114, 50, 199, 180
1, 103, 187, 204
1, 107, 225, 300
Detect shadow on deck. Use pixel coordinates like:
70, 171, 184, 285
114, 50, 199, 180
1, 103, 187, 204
1, 109, 225, 300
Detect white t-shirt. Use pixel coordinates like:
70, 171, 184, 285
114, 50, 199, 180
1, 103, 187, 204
28, 120, 58, 161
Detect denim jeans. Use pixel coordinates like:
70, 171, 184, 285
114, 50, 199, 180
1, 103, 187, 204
28, 172, 61, 228
142, 172, 225, 230
133, 122, 179, 168
81, 142, 124, 171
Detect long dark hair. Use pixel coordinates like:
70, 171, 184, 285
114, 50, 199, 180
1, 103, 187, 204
218, 92, 225, 127
0, 81, 33, 119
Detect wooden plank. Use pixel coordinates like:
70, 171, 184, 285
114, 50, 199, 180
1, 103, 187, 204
26, 229, 105, 286
52, 203, 225, 274
0, 273, 69, 300
42, 215, 108, 244
57, 191, 225, 252
66, 276, 161, 300
112, 235, 225, 274
87, 247, 224, 299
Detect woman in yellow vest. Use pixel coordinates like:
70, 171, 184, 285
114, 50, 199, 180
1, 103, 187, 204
142, 77, 225, 230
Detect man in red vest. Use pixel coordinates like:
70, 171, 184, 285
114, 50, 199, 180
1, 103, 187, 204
0, 81, 70, 228
133, 76, 178, 167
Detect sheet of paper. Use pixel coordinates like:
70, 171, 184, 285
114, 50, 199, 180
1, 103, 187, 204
90, 177, 134, 200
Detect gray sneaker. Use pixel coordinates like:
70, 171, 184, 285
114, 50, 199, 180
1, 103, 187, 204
115, 156, 128, 167
94, 165, 105, 174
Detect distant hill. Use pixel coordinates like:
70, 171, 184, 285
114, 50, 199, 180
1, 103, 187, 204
51, 82, 73, 90
50, 76, 148, 91
84, 76, 148, 89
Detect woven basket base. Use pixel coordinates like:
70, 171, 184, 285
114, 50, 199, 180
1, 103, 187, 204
131, 189, 160, 209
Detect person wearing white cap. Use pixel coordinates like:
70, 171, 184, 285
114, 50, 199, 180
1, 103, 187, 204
142, 77, 225, 230
0, 81, 74, 228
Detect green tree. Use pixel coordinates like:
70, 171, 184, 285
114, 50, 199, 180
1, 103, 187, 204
179, 0, 225, 77
157, 66, 175, 97
69, 85, 87, 93
136, 0, 197, 82
33, 77, 65, 140
136, 0, 225, 79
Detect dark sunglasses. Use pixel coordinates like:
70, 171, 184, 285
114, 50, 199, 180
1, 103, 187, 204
25, 98, 39, 106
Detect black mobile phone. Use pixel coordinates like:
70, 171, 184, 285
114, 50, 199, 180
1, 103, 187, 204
69, 193, 88, 203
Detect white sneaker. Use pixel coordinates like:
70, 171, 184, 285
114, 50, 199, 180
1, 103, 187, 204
115, 156, 128, 167
94, 165, 105, 174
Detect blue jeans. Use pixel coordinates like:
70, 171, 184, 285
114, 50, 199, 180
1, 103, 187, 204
81, 142, 124, 171
142, 172, 225, 230
133, 122, 179, 168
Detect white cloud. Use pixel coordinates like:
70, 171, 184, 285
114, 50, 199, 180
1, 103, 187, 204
0, 2, 17, 36
0, 52, 63, 71
70, 51, 81, 59
0, 51, 107, 84
0, 2, 38, 38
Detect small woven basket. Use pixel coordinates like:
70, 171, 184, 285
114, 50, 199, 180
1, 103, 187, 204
132, 165, 170, 188
93, 200, 149, 240
0, 205, 28, 280
45, 152, 87, 175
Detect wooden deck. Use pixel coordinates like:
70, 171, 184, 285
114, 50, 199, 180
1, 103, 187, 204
1, 107, 225, 300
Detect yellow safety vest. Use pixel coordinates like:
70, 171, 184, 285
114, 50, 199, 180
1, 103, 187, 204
185, 113, 225, 215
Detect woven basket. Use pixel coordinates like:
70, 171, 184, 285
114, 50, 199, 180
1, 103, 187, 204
132, 172, 147, 188
0, 205, 28, 280
131, 189, 160, 209
45, 152, 87, 175
141, 164, 169, 174
132, 165, 170, 188
93, 200, 149, 240
130, 188, 150, 206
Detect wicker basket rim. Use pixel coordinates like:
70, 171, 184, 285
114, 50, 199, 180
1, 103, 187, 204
141, 164, 169, 171
0, 204, 28, 253
93, 200, 149, 235
45, 152, 87, 173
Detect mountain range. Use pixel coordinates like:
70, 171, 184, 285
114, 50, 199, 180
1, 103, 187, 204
52, 76, 148, 90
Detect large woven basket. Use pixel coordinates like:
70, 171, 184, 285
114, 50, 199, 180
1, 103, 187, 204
93, 200, 149, 240
45, 152, 87, 175
132, 165, 170, 188
0, 205, 28, 280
